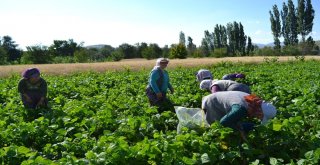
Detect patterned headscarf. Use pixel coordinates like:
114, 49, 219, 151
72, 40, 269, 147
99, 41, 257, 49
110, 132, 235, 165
200, 79, 212, 90
196, 69, 213, 82
153, 58, 169, 69
244, 94, 263, 120
22, 68, 40, 79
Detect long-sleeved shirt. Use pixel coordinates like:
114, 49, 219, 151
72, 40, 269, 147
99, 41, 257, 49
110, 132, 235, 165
202, 91, 250, 129
148, 68, 172, 94
18, 78, 47, 97
222, 73, 245, 80
210, 80, 251, 94
211, 80, 238, 91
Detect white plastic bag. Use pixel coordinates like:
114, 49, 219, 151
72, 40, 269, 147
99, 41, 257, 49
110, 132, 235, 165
175, 106, 209, 133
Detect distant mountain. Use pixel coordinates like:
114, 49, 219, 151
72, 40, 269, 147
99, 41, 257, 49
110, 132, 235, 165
255, 40, 320, 48
254, 42, 275, 48
253, 42, 287, 48
85, 44, 112, 49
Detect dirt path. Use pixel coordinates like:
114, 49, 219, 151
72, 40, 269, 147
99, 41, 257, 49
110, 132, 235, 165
1, 56, 319, 77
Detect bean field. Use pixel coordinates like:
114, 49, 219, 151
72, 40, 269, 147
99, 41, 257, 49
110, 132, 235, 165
0, 59, 320, 164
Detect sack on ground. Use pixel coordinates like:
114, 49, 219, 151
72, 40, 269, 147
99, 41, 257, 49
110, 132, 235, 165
175, 106, 209, 133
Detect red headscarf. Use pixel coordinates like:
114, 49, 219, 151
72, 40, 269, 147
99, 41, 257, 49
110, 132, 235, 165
244, 94, 263, 120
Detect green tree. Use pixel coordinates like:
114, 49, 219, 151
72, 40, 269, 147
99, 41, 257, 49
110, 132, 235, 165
220, 25, 228, 48
200, 38, 210, 57
142, 43, 162, 59
281, 2, 290, 46
287, 0, 298, 45
226, 23, 235, 55
169, 43, 187, 59
238, 23, 247, 56
233, 22, 240, 54
199, 30, 215, 57
74, 48, 89, 63
1, 35, 22, 62
0, 46, 6, 64
162, 45, 170, 58
297, 0, 314, 42
118, 43, 137, 59
136, 42, 148, 58
110, 50, 124, 61
246, 37, 254, 55
214, 24, 222, 48
214, 24, 228, 49
141, 47, 153, 59
270, 4, 282, 51
150, 43, 162, 58
179, 31, 186, 46
204, 30, 214, 52
187, 36, 196, 57
98, 45, 115, 60
21, 45, 51, 64
48, 39, 82, 57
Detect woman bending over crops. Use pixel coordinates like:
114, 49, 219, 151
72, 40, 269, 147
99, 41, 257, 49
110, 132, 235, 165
146, 58, 174, 113
200, 79, 251, 94
195, 69, 246, 82
18, 68, 48, 109
202, 91, 277, 139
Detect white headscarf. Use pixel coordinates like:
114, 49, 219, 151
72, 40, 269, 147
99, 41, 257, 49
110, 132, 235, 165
196, 69, 213, 82
261, 102, 277, 124
200, 80, 212, 90
153, 58, 169, 70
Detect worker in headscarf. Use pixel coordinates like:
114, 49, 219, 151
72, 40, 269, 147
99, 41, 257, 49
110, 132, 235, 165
146, 58, 174, 112
18, 68, 48, 109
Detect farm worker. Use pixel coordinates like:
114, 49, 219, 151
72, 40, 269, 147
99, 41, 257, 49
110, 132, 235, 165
200, 79, 251, 94
196, 69, 213, 82
221, 73, 246, 81
195, 69, 245, 82
202, 91, 277, 138
18, 68, 48, 109
146, 58, 174, 112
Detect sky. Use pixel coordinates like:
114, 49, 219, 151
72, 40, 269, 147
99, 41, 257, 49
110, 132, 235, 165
1, 0, 319, 50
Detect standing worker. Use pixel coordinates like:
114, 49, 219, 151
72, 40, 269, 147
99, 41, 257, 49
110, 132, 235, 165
146, 58, 174, 113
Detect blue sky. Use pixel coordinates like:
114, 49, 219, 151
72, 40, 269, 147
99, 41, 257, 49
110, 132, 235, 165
1, 0, 319, 50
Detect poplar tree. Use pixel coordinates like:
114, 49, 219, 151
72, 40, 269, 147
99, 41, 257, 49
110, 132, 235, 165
220, 25, 228, 48
187, 36, 196, 56
239, 23, 247, 56
281, 2, 290, 46
233, 22, 240, 53
226, 23, 235, 55
203, 30, 214, 52
287, 0, 298, 45
246, 37, 254, 55
270, 4, 281, 50
297, 0, 314, 42
214, 24, 222, 48
179, 31, 186, 46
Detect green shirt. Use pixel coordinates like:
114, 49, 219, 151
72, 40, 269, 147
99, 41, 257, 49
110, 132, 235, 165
18, 78, 47, 97
202, 91, 249, 129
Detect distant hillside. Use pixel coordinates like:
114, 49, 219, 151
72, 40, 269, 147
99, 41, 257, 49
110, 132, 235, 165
85, 44, 113, 49
254, 42, 282, 48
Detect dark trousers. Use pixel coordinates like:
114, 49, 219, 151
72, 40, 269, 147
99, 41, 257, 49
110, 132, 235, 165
21, 92, 47, 109
146, 87, 174, 113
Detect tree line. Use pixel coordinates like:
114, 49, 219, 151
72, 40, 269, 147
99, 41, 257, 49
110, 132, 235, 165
269, 0, 318, 55
0, 0, 319, 65
0, 21, 255, 65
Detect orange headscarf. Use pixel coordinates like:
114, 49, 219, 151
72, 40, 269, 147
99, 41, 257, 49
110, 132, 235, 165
244, 94, 264, 120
